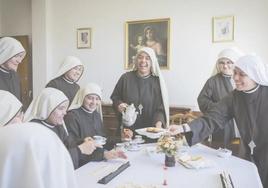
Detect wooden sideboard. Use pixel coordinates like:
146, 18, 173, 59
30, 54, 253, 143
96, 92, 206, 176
102, 103, 198, 137
102, 104, 119, 137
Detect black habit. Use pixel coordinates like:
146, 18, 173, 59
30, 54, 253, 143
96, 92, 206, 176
110, 71, 165, 134
197, 73, 235, 146
189, 86, 268, 187
0, 68, 21, 100
46, 76, 80, 104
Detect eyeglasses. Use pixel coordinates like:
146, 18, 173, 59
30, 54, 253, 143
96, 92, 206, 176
218, 61, 233, 65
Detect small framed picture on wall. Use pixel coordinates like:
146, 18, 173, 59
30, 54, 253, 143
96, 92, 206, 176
212, 16, 234, 42
77, 28, 91, 48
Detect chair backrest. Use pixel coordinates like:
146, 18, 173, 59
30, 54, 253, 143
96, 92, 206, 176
170, 112, 198, 125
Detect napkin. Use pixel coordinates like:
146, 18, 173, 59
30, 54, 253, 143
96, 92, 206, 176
177, 154, 213, 169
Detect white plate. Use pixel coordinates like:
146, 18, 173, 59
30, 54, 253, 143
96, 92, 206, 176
135, 128, 167, 139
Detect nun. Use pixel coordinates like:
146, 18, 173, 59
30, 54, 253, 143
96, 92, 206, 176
0, 123, 77, 188
65, 83, 128, 156
197, 47, 243, 146
0, 37, 26, 100
0, 90, 23, 127
46, 56, 84, 104
24, 87, 101, 169
24, 88, 126, 168
110, 47, 169, 140
169, 54, 268, 188
65, 83, 105, 144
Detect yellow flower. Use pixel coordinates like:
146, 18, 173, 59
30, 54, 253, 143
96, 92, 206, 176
157, 135, 181, 156
164, 143, 170, 148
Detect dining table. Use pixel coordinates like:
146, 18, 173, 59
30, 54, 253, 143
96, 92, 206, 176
75, 143, 263, 188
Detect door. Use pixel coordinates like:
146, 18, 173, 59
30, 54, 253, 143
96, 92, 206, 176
13, 35, 33, 110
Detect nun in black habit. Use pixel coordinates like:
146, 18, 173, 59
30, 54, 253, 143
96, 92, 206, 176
24, 87, 103, 169
110, 47, 169, 140
0, 37, 26, 100
65, 83, 105, 144
197, 47, 243, 146
0, 90, 23, 127
46, 56, 84, 104
65, 83, 128, 157
170, 54, 268, 188
0, 123, 78, 188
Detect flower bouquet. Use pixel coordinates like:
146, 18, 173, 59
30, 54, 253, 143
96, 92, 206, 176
157, 135, 177, 156
156, 134, 184, 167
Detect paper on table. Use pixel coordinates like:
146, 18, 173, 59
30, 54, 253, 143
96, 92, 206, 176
89, 159, 129, 180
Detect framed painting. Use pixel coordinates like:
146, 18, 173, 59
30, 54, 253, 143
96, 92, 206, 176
125, 18, 170, 69
77, 28, 91, 49
212, 16, 234, 42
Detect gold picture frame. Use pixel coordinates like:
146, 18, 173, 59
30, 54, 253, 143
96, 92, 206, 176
212, 16, 234, 43
125, 18, 170, 69
77, 28, 91, 49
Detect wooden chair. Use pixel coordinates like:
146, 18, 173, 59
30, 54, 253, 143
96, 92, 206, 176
170, 112, 198, 125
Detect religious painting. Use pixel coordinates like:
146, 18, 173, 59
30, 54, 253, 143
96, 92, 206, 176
212, 16, 234, 42
125, 18, 170, 69
77, 28, 91, 49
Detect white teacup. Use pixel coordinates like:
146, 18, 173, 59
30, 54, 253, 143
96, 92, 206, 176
133, 135, 144, 144
135, 135, 142, 141
115, 143, 126, 152
128, 141, 139, 150
93, 135, 106, 145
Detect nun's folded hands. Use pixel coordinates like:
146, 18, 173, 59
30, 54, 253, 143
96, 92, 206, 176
78, 138, 96, 155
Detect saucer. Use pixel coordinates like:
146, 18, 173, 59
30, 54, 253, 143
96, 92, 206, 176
133, 139, 145, 144
127, 145, 141, 151
95, 141, 106, 146
93, 135, 106, 146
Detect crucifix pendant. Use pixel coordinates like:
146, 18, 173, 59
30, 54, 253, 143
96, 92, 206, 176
248, 140, 256, 155
138, 104, 143, 115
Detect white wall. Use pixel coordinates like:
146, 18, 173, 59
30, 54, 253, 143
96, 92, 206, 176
0, 0, 2, 35
1, 0, 31, 37
29, 0, 268, 109
31, 0, 49, 94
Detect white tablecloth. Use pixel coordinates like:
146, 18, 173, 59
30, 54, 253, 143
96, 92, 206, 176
75, 143, 263, 188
